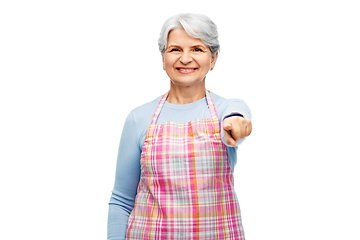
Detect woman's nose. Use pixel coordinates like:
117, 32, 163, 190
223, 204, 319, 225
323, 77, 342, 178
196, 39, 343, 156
180, 51, 192, 64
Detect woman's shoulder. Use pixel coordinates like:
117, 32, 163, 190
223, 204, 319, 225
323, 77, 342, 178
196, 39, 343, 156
131, 95, 162, 116
209, 91, 251, 119
209, 91, 247, 106
122, 95, 163, 149
209, 91, 225, 104
125, 94, 162, 129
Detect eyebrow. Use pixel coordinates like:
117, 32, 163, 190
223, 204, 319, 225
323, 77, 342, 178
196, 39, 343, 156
167, 45, 180, 49
167, 44, 207, 49
191, 44, 206, 48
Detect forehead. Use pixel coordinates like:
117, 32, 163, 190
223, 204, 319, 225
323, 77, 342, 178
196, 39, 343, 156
167, 28, 206, 47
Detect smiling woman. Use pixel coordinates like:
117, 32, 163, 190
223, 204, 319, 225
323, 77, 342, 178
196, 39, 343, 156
163, 28, 218, 103
108, 13, 252, 240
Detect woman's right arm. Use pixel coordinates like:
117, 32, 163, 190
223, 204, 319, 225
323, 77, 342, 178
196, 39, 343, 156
107, 112, 141, 240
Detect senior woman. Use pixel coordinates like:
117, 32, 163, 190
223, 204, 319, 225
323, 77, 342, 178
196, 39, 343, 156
108, 13, 252, 240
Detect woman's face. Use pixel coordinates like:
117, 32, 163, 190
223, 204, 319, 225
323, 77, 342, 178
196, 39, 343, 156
163, 28, 217, 88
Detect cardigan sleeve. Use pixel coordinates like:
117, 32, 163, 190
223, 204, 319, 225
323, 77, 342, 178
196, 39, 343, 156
107, 112, 141, 240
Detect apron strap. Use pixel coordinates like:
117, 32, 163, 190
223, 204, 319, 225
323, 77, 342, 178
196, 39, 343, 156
150, 91, 169, 125
205, 89, 220, 120
150, 89, 219, 125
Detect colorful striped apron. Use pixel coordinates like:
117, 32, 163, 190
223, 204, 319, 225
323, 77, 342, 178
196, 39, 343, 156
126, 90, 245, 239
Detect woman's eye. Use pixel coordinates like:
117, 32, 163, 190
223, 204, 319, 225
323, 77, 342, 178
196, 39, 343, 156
194, 48, 203, 52
170, 48, 180, 52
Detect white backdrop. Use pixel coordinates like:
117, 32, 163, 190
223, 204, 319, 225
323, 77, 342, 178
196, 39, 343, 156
1, 0, 359, 239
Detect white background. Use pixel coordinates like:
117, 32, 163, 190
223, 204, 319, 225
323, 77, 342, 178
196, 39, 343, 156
1, 0, 359, 239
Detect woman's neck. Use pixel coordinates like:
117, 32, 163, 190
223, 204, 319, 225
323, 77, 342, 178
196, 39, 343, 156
167, 81, 206, 104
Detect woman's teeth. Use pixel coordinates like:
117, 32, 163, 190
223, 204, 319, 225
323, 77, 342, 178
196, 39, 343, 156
178, 68, 195, 71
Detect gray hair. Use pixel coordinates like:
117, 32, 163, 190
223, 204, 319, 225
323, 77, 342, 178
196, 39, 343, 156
158, 13, 220, 56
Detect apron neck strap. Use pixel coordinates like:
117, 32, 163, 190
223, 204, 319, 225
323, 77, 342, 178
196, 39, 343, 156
205, 90, 219, 120
150, 89, 219, 125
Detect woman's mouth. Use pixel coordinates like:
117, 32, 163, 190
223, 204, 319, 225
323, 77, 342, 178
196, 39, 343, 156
176, 68, 197, 74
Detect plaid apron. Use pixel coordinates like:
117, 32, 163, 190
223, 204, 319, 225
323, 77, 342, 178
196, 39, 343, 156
126, 90, 245, 239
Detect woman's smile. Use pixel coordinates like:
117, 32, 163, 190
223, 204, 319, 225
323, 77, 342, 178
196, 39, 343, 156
176, 67, 198, 74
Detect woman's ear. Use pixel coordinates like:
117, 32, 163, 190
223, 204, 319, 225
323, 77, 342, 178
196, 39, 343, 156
162, 54, 165, 70
210, 51, 218, 70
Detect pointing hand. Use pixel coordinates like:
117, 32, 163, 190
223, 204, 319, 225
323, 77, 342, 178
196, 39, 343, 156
223, 116, 252, 147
